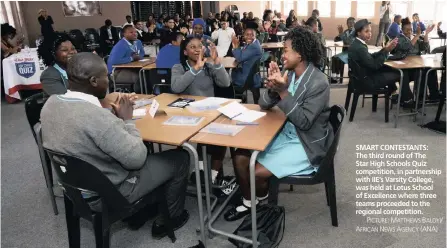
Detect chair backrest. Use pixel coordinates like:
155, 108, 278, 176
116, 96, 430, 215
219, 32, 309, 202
115, 26, 123, 39
313, 105, 345, 180
45, 149, 131, 216
148, 68, 172, 95
242, 60, 261, 91
347, 58, 367, 90
24, 93, 45, 139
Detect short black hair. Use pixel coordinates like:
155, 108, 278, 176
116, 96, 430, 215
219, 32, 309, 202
38, 32, 75, 67
133, 20, 142, 25
164, 17, 174, 23
347, 17, 355, 23
394, 15, 402, 21
305, 17, 318, 27
105, 19, 112, 26
1, 23, 16, 38
126, 15, 131, 19
169, 32, 184, 43
67, 52, 105, 83
412, 13, 418, 17
284, 26, 323, 66
401, 17, 411, 27
123, 25, 134, 33
312, 9, 319, 15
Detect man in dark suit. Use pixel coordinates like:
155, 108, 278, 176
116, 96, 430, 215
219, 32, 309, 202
100, 19, 119, 56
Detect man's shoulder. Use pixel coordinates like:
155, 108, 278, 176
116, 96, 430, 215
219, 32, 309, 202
41, 66, 60, 79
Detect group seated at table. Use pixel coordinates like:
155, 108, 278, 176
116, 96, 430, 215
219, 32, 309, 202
107, 25, 145, 93
40, 52, 191, 238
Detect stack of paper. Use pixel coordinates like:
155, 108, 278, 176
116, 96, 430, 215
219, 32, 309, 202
200, 123, 245, 136
187, 97, 230, 113
163, 116, 204, 126
133, 99, 153, 109
217, 102, 266, 123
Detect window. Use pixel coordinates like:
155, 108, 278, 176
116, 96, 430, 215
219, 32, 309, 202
434, 0, 446, 22
335, 0, 351, 17
357, 0, 375, 18
412, 0, 435, 22
271, 1, 281, 13
316, 0, 331, 17
284, 1, 294, 16
297, 0, 308, 16
390, 1, 409, 18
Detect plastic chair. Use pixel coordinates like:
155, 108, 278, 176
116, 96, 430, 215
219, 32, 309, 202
268, 105, 345, 227
146, 68, 172, 95
45, 149, 176, 248
24, 93, 58, 215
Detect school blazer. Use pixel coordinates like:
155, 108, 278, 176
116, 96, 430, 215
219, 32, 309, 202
40, 66, 68, 99
259, 63, 334, 166
231, 39, 263, 87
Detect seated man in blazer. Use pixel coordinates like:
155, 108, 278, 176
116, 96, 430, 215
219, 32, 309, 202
230, 22, 263, 103
107, 25, 145, 93
348, 19, 415, 108
99, 19, 119, 56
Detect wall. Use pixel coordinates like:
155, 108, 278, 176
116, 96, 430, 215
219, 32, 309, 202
21, 1, 131, 47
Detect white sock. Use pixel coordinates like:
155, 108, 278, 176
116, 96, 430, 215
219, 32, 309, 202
211, 170, 219, 184
257, 193, 269, 201
236, 198, 259, 212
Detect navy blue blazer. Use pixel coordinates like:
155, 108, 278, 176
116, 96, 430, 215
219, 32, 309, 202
231, 39, 262, 88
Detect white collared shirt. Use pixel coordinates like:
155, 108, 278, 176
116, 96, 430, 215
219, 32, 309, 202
123, 22, 134, 27
61, 90, 102, 107
356, 37, 367, 45
107, 27, 113, 39
211, 27, 236, 57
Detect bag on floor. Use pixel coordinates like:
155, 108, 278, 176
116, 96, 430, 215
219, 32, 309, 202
228, 204, 285, 248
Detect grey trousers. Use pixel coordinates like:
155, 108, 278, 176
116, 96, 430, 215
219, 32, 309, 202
114, 69, 141, 93
119, 149, 190, 220
376, 21, 391, 46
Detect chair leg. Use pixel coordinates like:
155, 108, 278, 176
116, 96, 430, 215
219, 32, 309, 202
93, 213, 110, 248
158, 144, 163, 152
385, 93, 390, 123
435, 98, 445, 122
372, 94, 378, 112
268, 177, 279, 205
327, 178, 338, 227
349, 93, 360, 122
289, 185, 294, 191
344, 84, 353, 112
324, 182, 330, 206
159, 191, 176, 243
42, 156, 58, 215
64, 195, 80, 248
361, 94, 365, 108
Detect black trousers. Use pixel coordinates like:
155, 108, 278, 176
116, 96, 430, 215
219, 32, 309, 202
369, 66, 407, 97
409, 68, 440, 99
114, 69, 142, 93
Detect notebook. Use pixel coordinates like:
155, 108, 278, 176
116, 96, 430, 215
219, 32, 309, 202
167, 98, 196, 108
163, 116, 204, 126
200, 123, 245, 136
217, 102, 266, 123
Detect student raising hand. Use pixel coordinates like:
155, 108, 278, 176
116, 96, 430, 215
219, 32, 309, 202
110, 93, 134, 121
209, 43, 221, 64
231, 34, 240, 49
337, 25, 344, 35
267, 62, 288, 96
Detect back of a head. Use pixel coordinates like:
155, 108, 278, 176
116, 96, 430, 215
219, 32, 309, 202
305, 17, 317, 27
394, 15, 401, 22
67, 52, 105, 84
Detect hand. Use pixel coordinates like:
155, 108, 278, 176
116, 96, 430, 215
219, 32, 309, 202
209, 43, 218, 61
426, 24, 435, 34
416, 24, 422, 36
264, 21, 272, 30
125, 92, 138, 104
266, 62, 287, 91
132, 53, 141, 61
193, 49, 207, 71
110, 94, 134, 121
337, 25, 344, 35
231, 34, 240, 49
384, 38, 398, 52
214, 22, 219, 29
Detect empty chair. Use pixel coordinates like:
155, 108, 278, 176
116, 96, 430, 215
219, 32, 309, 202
147, 68, 172, 95
45, 149, 176, 248
268, 105, 345, 227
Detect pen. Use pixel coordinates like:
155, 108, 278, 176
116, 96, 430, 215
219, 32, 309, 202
236, 122, 259, 126
230, 112, 242, 120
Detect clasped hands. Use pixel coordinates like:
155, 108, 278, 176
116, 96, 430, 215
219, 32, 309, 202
264, 62, 289, 98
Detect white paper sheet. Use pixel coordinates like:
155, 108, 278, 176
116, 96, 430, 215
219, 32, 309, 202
133, 109, 147, 119
393, 61, 405, 64
233, 110, 266, 123
163, 116, 204, 126
217, 101, 248, 119
200, 123, 245, 136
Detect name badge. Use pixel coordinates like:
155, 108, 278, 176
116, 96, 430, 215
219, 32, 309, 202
149, 99, 159, 118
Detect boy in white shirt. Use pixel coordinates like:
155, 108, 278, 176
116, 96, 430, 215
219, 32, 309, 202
211, 20, 235, 57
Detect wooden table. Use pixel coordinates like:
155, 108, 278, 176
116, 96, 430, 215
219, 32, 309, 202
132, 93, 237, 246
112, 58, 156, 95
189, 104, 286, 248
261, 42, 284, 49
385, 56, 430, 128
100, 93, 154, 108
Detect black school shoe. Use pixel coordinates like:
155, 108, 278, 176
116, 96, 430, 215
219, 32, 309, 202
189, 170, 205, 185
224, 203, 252, 222
124, 203, 159, 230
152, 210, 190, 239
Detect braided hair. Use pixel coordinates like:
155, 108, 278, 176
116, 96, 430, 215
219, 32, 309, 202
284, 26, 324, 67
38, 32, 75, 67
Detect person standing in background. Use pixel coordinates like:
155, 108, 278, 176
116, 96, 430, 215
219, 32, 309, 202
376, 1, 392, 46
311, 9, 323, 32
123, 15, 133, 27
38, 9, 54, 39
286, 10, 298, 29
99, 19, 119, 56
211, 19, 235, 57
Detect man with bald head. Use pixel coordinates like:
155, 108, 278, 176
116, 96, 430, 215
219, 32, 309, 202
40, 52, 190, 238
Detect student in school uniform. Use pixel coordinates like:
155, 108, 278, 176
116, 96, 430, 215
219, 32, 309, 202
412, 13, 426, 34
387, 15, 402, 39
171, 37, 235, 195
224, 27, 334, 221
331, 17, 356, 83
231, 23, 263, 103
187, 18, 213, 57
107, 25, 145, 93
395, 18, 440, 101
348, 19, 415, 108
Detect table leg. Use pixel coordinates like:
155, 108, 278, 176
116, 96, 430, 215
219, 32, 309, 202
201, 146, 212, 224
249, 151, 260, 248
394, 68, 404, 128
420, 68, 437, 125
413, 69, 423, 122
182, 143, 206, 245
138, 68, 144, 94
143, 68, 148, 94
